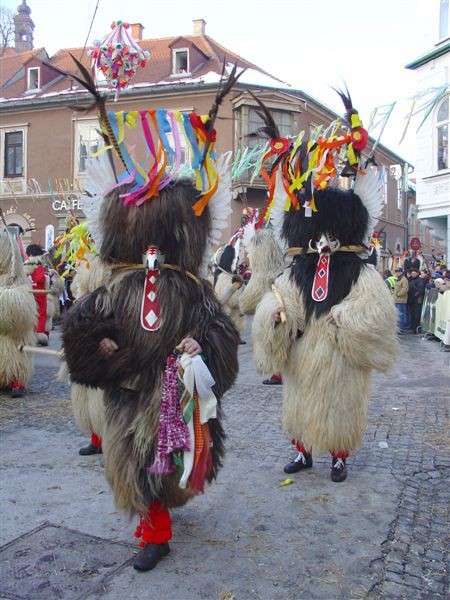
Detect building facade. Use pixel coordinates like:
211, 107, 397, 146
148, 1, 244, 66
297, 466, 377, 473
406, 0, 450, 268
1, 3, 418, 272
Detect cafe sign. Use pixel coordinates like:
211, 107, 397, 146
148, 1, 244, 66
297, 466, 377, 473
52, 197, 81, 212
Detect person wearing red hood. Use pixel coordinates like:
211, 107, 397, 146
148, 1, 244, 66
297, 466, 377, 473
24, 244, 49, 345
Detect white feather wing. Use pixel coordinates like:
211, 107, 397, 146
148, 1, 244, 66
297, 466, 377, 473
200, 152, 233, 277
268, 169, 288, 252
208, 152, 233, 247
354, 164, 384, 244
77, 154, 117, 248
242, 219, 256, 248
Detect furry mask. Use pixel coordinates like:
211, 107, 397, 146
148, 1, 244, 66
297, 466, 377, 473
100, 180, 211, 274
282, 187, 369, 250
282, 187, 369, 319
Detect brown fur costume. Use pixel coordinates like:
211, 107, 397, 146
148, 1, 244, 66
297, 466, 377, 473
63, 181, 240, 515
0, 228, 37, 389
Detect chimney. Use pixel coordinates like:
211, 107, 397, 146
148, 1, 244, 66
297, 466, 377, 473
130, 23, 144, 41
193, 19, 206, 36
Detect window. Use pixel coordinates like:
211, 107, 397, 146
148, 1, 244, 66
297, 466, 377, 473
4, 131, 23, 178
173, 49, 189, 75
75, 122, 103, 175
27, 67, 40, 90
248, 107, 292, 146
439, 0, 449, 40
396, 177, 403, 211
436, 96, 449, 171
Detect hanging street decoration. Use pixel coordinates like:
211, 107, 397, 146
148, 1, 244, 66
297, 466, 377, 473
88, 20, 150, 100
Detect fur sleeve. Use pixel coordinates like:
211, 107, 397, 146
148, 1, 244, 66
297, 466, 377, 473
328, 267, 399, 372
214, 273, 241, 311
0, 285, 37, 336
251, 271, 304, 374
239, 273, 267, 315
193, 281, 240, 399
62, 286, 134, 387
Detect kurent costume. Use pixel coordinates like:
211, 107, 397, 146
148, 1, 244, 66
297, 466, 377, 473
56, 55, 241, 572
250, 92, 398, 482
239, 223, 286, 384
42, 253, 65, 330
0, 221, 37, 397
213, 244, 245, 339
62, 254, 109, 455
239, 228, 286, 317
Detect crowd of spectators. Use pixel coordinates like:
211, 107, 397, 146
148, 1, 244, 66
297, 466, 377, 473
382, 250, 449, 348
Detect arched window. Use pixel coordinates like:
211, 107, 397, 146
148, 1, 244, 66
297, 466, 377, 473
436, 95, 449, 171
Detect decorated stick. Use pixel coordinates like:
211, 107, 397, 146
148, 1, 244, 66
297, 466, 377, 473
271, 283, 287, 324
18, 345, 63, 357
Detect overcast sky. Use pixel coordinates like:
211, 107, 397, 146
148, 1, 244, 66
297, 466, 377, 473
3, 0, 434, 164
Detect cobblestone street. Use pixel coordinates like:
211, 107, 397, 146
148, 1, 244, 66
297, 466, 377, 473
1, 320, 449, 600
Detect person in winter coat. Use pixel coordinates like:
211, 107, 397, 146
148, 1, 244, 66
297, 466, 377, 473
393, 268, 409, 332
24, 244, 50, 345
383, 269, 396, 295
407, 267, 426, 333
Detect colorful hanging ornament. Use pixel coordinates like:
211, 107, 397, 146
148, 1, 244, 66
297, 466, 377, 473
88, 20, 150, 101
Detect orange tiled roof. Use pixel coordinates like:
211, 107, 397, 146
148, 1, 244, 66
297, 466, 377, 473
0, 33, 281, 100
47, 34, 274, 83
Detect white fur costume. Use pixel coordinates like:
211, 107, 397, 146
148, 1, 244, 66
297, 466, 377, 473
0, 229, 37, 389
252, 265, 398, 454
239, 229, 285, 316
214, 271, 244, 333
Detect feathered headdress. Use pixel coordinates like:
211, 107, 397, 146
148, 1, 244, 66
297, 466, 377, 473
45, 55, 244, 215
247, 88, 383, 247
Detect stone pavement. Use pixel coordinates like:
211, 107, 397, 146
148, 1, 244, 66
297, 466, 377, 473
0, 318, 449, 600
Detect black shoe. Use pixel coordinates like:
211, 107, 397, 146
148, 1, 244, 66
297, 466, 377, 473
133, 542, 170, 572
10, 386, 24, 398
79, 443, 102, 456
331, 457, 347, 482
239, 339, 247, 345
262, 376, 282, 385
283, 451, 313, 474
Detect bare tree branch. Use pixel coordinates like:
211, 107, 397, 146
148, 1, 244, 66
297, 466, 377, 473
0, 7, 15, 56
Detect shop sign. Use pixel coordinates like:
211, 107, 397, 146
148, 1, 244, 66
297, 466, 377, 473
52, 197, 81, 212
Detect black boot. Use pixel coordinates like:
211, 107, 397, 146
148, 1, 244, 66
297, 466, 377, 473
262, 376, 282, 385
79, 443, 102, 456
283, 451, 313, 474
330, 457, 347, 482
10, 386, 25, 398
133, 543, 170, 572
